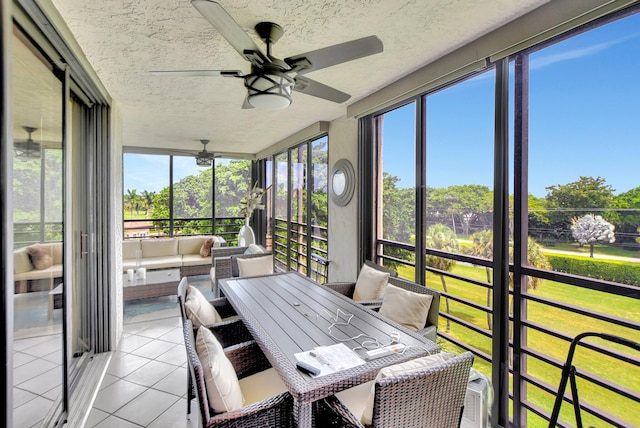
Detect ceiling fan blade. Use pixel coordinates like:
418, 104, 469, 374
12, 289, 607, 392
294, 76, 350, 103
150, 70, 243, 77
191, 0, 267, 65
285, 35, 383, 75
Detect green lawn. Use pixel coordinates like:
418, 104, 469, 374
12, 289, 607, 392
397, 263, 640, 427
541, 242, 640, 259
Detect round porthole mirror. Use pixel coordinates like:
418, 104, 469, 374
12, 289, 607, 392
330, 158, 355, 206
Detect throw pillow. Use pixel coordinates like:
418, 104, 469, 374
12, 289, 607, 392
185, 286, 222, 327
352, 263, 390, 301
378, 284, 433, 331
361, 352, 456, 425
27, 245, 53, 270
199, 238, 215, 257
237, 255, 274, 277
196, 326, 245, 413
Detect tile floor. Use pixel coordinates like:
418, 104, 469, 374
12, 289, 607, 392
86, 306, 199, 427
13, 277, 211, 428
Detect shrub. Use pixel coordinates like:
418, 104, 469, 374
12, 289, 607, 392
547, 254, 640, 286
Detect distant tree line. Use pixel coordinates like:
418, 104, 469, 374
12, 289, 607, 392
382, 174, 640, 249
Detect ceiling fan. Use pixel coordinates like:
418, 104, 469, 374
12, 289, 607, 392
195, 139, 216, 166
151, 0, 383, 110
14, 126, 41, 158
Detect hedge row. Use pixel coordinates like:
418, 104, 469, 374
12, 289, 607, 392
547, 254, 640, 286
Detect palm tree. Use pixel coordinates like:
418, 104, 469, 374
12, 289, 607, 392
425, 224, 459, 331
124, 189, 138, 218
469, 230, 550, 330
141, 190, 154, 217
469, 230, 494, 329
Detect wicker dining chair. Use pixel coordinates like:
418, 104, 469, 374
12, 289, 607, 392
182, 319, 294, 427
315, 351, 474, 428
178, 277, 254, 416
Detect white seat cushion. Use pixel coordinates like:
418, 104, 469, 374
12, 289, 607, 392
238, 368, 288, 406
196, 326, 244, 413
352, 263, 390, 301
378, 284, 433, 331
237, 255, 274, 277
185, 286, 222, 327
335, 381, 374, 423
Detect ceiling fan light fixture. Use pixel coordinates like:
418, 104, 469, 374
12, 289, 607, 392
245, 72, 294, 110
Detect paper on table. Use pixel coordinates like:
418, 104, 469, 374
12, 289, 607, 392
294, 343, 365, 377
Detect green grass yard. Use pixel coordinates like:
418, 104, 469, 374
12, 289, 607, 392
397, 263, 640, 427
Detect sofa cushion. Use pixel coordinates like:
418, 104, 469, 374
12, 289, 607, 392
14, 265, 63, 281
178, 236, 207, 255
379, 284, 433, 331
182, 254, 212, 267
122, 240, 141, 260
360, 352, 456, 425
14, 248, 33, 274
186, 285, 222, 327
28, 245, 53, 270
139, 256, 183, 270
196, 326, 244, 413
237, 255, 274, 277
141, 238, 178, 258
353, 263, 390, 301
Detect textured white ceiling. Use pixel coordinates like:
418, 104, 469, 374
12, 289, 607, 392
49, 0, 549, 156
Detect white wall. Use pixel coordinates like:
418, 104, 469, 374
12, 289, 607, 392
327, 115, 359, 282
110, 102, 124, 348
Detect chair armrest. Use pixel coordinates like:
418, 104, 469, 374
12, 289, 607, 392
205, 319, 253, 349
323, 282, 356, 297
209, 297, 237, 319
224, 340, 272, 379
314, 396, 363, 428
209, 392, 293, 427
416, 325, 437, 343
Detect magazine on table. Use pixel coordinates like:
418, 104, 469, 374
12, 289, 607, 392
294, 343, 365, 377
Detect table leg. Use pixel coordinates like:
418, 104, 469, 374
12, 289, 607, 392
293, 400, 313, 428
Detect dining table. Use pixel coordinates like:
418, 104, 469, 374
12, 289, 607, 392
219, 271, 441, 428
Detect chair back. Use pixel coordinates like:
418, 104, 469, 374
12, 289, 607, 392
182, 319, 214, 423
177, 277, 189, 325
370, 352, 474, 428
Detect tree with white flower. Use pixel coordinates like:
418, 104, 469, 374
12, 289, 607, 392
570, 214, 615, 258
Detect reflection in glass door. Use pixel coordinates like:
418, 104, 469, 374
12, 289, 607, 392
12, 27, 65, 426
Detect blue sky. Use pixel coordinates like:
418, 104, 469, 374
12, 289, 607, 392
382, 12, 640, 197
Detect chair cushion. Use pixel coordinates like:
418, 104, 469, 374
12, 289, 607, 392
360, 352, 456, 425
237, 255, 274, 277
27, 245, 53, 270
196, 326, 244, 413
379, 284, 433, 331
185, 286, 222, 327
352, 263, 390, 301
238, 367, 288, 406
